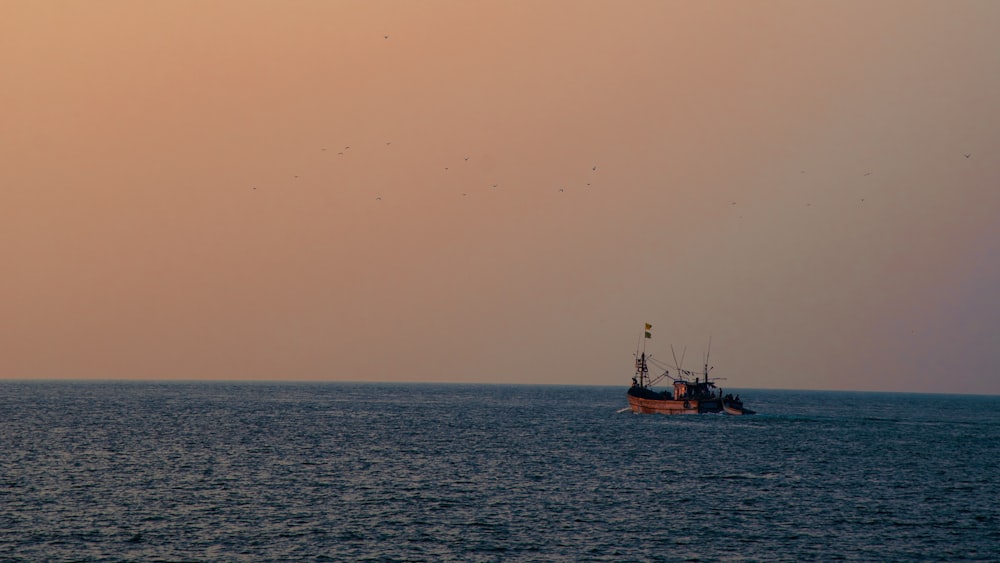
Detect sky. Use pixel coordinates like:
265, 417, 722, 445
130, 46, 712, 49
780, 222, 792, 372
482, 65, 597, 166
2, 1, 999, 394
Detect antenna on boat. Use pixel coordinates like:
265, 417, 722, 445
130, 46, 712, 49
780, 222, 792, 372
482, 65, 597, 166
704, 335, 712, 380
670, 344, 688, 381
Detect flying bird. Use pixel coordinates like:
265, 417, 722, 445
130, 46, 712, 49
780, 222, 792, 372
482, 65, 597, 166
964, 153, 972, 158
384, 35, 389, 39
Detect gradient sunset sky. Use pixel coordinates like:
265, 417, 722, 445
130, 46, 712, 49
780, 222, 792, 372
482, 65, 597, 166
3, 1, 998, 393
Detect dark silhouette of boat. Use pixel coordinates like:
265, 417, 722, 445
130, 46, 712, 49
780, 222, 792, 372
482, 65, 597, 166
626, 326, 754, 415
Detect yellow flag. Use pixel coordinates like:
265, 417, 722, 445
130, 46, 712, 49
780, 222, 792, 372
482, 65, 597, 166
645, 323, 652, 330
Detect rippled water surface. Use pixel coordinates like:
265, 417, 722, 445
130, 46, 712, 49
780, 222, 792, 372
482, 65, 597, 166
1, 382, 998, 561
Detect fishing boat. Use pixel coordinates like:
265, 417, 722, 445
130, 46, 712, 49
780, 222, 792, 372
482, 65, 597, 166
722, 396, 755, 416
626, 324, 754, 415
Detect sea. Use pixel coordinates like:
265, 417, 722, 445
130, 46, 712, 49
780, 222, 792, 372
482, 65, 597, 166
1, 382, 997, 562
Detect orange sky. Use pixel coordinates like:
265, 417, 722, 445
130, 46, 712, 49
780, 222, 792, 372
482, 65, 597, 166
2, 1, 999, 393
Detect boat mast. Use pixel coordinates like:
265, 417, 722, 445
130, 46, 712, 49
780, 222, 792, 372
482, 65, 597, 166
638, 352, 647, 387
704, 335, 712, 383
636, 323, 651, 387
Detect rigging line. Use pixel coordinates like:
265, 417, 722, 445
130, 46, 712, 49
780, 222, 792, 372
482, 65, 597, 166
648, 356, 709, 374
647, 358, 676, 371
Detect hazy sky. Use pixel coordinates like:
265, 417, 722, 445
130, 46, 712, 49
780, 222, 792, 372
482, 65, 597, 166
3, 1, 999, 393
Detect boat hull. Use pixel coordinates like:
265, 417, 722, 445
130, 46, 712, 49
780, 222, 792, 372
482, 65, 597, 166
627, 392, 721, 415
723, 403, 755, 415
723, 404, 745, 415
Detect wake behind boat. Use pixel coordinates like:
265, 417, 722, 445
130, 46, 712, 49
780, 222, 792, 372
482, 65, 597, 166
626, 324, 755, 415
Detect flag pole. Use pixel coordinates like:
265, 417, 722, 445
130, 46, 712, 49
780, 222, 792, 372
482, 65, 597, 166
639, 323, 652, 387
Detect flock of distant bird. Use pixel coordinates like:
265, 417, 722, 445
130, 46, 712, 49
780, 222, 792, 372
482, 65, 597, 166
242, 34, 617, 202
249, 31, 976, 210
250, 137, 602, 203
251, 146, 974, 213
722, 151, 974, 217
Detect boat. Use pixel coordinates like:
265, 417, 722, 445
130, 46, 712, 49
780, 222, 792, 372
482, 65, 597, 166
626, 324, 754, 415
722, 397, 755, 416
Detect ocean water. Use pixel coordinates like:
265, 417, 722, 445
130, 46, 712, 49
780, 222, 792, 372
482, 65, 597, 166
1, 382, 998, 562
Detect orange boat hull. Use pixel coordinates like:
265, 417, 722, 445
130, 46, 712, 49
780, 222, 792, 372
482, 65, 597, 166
627, 393, 701, 415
